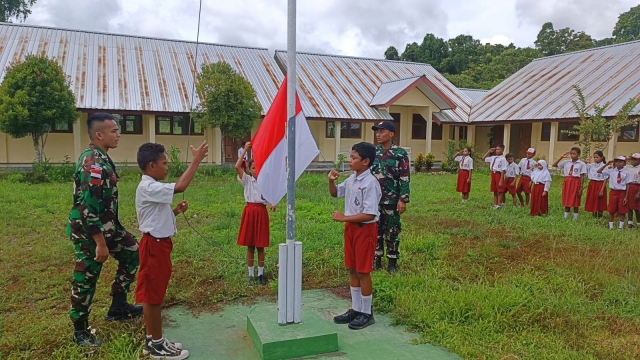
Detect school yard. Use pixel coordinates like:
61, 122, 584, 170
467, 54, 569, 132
1, 169, 639, 359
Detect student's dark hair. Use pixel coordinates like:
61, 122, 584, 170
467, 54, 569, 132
352, 142, 376, 168
505, 153, 514, 159
137, 143, 165, 170
463, 147, 472, 156
248, 159, 255, 167
497, 144, 505, 150
594, 150, 605, 163
571, 147, 581, 155
241, 141, 247, 147
87, 113, 116, 138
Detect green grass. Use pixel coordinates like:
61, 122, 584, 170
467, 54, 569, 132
1, 170, 640, 359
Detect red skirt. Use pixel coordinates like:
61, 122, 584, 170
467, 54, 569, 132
237, 203, 270, 247
456, 170, 471, 193
608, 189, 629, 215
490, 172, 505, 193
561, 177, 582, 208
584, 180, 607, 212
530, 183, 549, 216
517, 175, 532, 194
628, 183, 640, 211
506, 177, 517, 195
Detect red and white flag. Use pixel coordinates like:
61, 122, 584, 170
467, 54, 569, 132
252, 76, 320, 205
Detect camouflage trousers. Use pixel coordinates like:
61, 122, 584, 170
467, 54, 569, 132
69, 231, 139, 322
375, 205, 402, 259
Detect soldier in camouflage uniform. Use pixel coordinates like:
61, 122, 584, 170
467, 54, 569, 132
371, 121, 410, 274
67, 113, 142, 347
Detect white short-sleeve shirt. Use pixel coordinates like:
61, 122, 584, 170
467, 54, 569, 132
238, 173, 267, 204
485, 156, 507, 173
336, 171, 382, 223
136, 175, 177, 238
587, 163, 608, 181
454, 156, 473, 170
557, 160, 587, 177
603, 167, 630, 191
518, 158, 537, 177
505, 162, 520, 178
238, 147, 248, 160
626, 164, 640, 184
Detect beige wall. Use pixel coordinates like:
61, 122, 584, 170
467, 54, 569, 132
474, 126, 492, 154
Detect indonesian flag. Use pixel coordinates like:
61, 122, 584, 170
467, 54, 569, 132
252, 76, 320, 205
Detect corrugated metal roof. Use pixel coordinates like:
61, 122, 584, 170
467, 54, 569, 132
460, 88, 488, 105
470, 40, 640, 122
370, 76, 421, 107
275, 51, 472, 123
0, 22, 283, 114
370, 75, 456, 111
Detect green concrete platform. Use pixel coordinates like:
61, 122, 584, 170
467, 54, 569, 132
247, 310, 338, 359
164, 290, 461, 360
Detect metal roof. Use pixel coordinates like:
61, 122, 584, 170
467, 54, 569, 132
470, 40, 640, 122
460, 88, 488, 105
275, 51, 472, 123
370, 75, 456, 110
0, 22, 283, 114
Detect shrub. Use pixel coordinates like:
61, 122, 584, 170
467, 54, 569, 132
425, 152, 435, 172
168, 145, 187, 177
414, 152, 426, 172
335, 153, 347, 171
533, 154, 547, 162
5, 172, 25, 183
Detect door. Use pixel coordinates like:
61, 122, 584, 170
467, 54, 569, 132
224, 132, 252, 162
517, 123, 532, 159
492, 125, 504, 147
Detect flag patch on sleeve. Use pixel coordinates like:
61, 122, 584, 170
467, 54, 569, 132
90, 167, 102, 185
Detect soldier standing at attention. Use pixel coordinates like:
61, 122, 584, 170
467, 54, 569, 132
67, 113, 142, 347
371, 121, 410, 274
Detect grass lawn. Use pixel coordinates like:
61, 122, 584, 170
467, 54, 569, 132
1, 169, 640, 359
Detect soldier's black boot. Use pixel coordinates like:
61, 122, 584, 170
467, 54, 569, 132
387, 258, 398, 274
73, 319, 101, 347
374, 256, 382, 271
105, 292, 143, 321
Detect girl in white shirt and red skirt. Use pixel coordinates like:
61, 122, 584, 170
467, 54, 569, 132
584, 151, 608, 218
530, 160, 552, 216
235, 142, 276, 285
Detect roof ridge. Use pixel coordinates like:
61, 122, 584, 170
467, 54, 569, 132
274, 49, 436, 67
532, 39, 640, 61
1, 22, 270, 51
459, 88, 489, 92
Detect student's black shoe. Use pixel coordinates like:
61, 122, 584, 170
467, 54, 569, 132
73, 330, 102, 347
374, 256, 382, 271
333, 309, 360, 324
248, 276, 256, 285
629, 224, 636, 229
348, 312, 375, 330
105, 303, 143, 321
257, 275, 267, 286
146, 338, 190, 360
143, 337, 184, 356
387, 258, 398, 274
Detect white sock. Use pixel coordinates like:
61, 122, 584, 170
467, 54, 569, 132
629, 221, 634, 225
152, 336, 165, 344
361, 295, 373, 315
564, 212, 570, 219
350, 287, 362, 312
609, 222, 614, 229
248, 266, 254, 277
573, 213, 579, 221
258, 267, 264, 276
619, 222, 625, 229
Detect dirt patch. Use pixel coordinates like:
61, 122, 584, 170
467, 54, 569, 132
327, 285, 351, 300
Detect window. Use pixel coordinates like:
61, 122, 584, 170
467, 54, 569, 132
541, 122, 551, 141
156, 115, 202, 135
459, 126, 468, 140
557, 122, 579, 142
412, 114, 426, 139
326, 122, 335, 138
618, 123, 639, 142
341, 122, 361, 139
50, 121, 73, 133
431, 122, 443, 140
111, 114, 142, 134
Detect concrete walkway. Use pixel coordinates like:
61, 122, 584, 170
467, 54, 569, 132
164, 289, 460, 360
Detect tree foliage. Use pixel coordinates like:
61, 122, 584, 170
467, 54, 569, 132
192, 61, 262, 163
534, 22, 596, 56
384, 46, 399, 60
0, 55, 79, 163
0, 0, 37, 22
613, 5, 640, 43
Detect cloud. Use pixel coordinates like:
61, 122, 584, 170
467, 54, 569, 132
25, 0, 123, 33
515, 0, 637, 39
480, 35, 515, 46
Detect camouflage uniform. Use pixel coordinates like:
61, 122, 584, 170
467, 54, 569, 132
371, 142, 410, 259
67, 144, 139, 323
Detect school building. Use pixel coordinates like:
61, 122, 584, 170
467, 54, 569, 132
0, 22, 638, 167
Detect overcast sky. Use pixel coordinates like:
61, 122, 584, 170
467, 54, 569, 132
24, 0, 639, 58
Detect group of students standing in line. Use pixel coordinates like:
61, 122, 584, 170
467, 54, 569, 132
452, 144, 640, 229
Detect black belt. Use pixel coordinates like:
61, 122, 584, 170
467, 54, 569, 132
492, 171, 502, 174
144, 233, 171, 241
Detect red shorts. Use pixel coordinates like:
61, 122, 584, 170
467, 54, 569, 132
561, 176, 582, 208
456, 170, 471, 193
628, 183, 640, 211
608, 189, 629, 215
136, 234, 173, 305
506, 177, 517, 195
516, 175, 532, 194
490, 172, 506, 193
344, 222, 377, 273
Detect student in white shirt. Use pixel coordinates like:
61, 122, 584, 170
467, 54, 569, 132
453, 147, 473, 203
626, 153, 640, 227
238, 142, 249, 169
584, 151, 609, 218
505, 153, 521, 207
529, 160, 552, 216
552, 147, 587, 220
516, 148, 537, 207
135, 141, 209, 360
482, 144, 508, 209
235, 142, 276, 286
597, 156, 631, 229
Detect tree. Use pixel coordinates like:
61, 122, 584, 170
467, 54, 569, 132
441, 35, 481, 74
594, 37, 615, 47
0, 55, 78, 163
535, 22, 594, 56
192, 61, 262, 164
567, 85, 640, 158
417, 34, 449, 71
400, 42, 421, 62
613, 5, 640, 43
384, 46, 399, 60
0, 0, 37, 22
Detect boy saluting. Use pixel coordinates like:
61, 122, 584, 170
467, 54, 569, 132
328, 142, 382, 330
